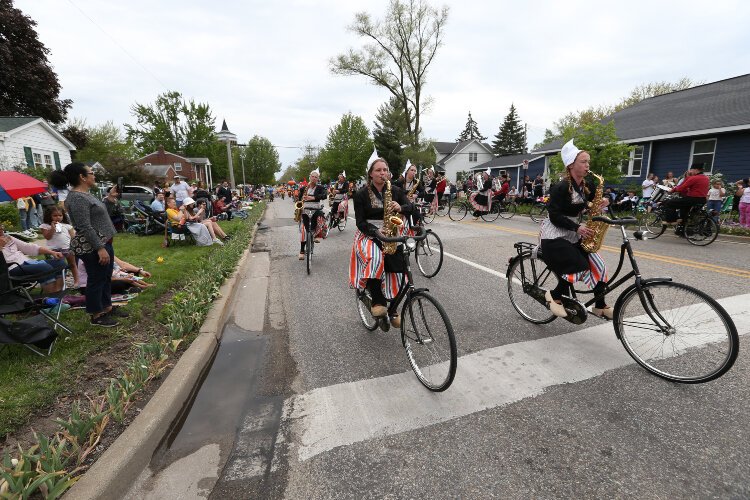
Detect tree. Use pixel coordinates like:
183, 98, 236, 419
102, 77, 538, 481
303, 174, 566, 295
492, 104, 527, 155
547, 121, 632, 185
456, 111, 486, 142
59, 118, 89, 157
0, 0, 72, 124
373, 97, 408, 175
535, 78, 699, 149
278, 165, 298, 184
240, 135, 282, 185
330, 0, 449, 152
76, 121, 138, 164
99, 157, 156, 186
317, 113, 373, 182
294, 143, 321, 182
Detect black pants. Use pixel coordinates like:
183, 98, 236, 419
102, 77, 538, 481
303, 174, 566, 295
78, 242, 114, 315
300, 211, 323, 251
663, 196, 705, 223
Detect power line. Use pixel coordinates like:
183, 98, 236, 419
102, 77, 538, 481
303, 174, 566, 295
66, 0, 169, 90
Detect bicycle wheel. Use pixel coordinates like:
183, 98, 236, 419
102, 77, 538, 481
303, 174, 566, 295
423, 207, 436, 225
415, 230, 444, 278
401, 291, 457, 391
643, 211, 666, 238
685, 216, 718, 246
306, 230, 313, 275
507, 254, 559, 324
355, 290, 378, 331
481, 204, 501, 222
448, 201, 468, 221
614, 281, 738, 383
530, 204, 547, 223
499, 202, 517, 219
436, 200, 448, 217
337, 215, 347, 231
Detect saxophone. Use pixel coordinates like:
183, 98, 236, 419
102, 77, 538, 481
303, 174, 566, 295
580, 173, 609, 253
328, 184, 335, 206
407, 178, 420, 198
294, 186, 306, 223
381, 180, 403, 255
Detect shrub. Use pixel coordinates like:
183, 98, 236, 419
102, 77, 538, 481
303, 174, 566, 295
0, 202, 21, 231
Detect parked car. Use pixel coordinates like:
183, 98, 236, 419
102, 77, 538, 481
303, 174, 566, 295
104, 185, 155, 205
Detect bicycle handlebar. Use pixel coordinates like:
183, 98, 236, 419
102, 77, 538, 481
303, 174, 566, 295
592, 215, 638, 226
376, 226, 428, 243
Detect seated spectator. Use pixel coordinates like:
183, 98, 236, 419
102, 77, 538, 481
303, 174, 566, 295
181, 198, 227, 244
78, 256, 154, 296
615, 191, 638, 212
0, 223, 66, 293
212, 198, 232, 220
507, 185, 518, 202
103, 185, 125, 231
39, 205, 80, 287
165, 197, 216, 246
195, 200, 230, 241
150, 192, 166, 212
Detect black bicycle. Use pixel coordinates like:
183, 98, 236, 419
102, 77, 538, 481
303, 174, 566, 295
302, 209, 327, 275
409, 214, 444, 279
506, 216, 738, 383
355, 227, 457, 391
642, 201, 719, 246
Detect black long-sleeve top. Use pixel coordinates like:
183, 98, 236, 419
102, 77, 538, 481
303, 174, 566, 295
547, 179, 596, 232
353, 183, 414, 238
297, 184, 327, 202
332, 180, 349, 196
478, 176, 493, 194
393, 178, 424, 198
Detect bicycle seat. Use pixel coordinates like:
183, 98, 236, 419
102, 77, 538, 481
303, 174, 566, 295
592, 216, 637, 226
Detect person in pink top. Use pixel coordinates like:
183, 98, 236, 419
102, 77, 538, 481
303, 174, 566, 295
0, 223, 66, 293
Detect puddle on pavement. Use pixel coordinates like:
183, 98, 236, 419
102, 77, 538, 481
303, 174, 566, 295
149, 325, 268, 471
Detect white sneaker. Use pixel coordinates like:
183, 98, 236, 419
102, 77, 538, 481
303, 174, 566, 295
213, 238, 224, 246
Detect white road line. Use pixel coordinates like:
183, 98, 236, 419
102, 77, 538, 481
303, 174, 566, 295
443, 250, 506, 280
290, 293, 750, 462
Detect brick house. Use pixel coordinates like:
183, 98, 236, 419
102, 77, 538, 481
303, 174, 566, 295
135, 146, 211, 183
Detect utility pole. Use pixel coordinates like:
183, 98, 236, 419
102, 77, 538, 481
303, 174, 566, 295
216, 119, 237, 189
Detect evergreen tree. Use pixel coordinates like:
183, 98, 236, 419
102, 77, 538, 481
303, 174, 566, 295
318, 113, 373, 181
372, 97, 408, 176
456, 111, 486, 142
492, 104, 527, 155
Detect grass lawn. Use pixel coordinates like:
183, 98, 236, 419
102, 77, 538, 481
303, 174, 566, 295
0, 205, 264, 438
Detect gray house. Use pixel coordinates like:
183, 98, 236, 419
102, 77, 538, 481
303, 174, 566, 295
473, 153, 545, 189
533, 74, 750, 185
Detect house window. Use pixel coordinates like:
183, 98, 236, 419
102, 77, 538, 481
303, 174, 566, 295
468, 152, 478, 162
44, 154, 53, 168
621, 145, 644, 177
690, 138, 716, 172
174, 162, 182, 171
33, 153, 43, 168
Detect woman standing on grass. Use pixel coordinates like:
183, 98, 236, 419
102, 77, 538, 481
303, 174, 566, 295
50, 163, 127, 328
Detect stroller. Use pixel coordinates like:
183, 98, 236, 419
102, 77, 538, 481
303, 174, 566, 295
129, 200, 167, 235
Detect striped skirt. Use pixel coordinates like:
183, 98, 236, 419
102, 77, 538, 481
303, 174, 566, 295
562, 252, 608, 288
469, 192, 491, 212
349, 229, 405, 299
299, 213, 327, 242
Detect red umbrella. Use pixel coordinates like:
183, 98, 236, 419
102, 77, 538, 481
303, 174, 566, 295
0, 171, 47, 202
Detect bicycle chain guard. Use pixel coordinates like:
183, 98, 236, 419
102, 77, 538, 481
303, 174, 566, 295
559, 296, 588, 325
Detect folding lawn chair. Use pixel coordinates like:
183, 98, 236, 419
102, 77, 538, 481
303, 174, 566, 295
0, 314, 58, 357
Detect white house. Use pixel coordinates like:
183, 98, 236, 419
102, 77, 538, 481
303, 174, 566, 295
0, 116, 75, 171
432, 139, 495, 183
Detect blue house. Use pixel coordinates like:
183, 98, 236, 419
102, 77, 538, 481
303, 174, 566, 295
532, 74, 750, 185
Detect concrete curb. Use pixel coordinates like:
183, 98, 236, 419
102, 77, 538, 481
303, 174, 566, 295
67, 208, 266, 500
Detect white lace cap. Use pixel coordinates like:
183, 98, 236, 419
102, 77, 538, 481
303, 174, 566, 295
367, 147, 379, 170
561, 139, 582, 167
402, 159, 412, 178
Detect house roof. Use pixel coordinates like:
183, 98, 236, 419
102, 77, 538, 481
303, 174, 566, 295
0, 116, 76, 150
138, 149, 192, 162
142, 164, 175, 177
534, 73, 750, 153
433, 139, 494, 166
0, 116, 38, 132
473, 153, 544, 171
187, 157, 211, 165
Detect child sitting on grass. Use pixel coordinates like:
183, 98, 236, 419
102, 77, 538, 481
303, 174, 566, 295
39, 206, 79, 287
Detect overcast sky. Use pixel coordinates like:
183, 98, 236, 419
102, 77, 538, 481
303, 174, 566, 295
16, 0, 750, 174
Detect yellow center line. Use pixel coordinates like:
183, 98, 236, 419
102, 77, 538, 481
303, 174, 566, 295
459, 220, 750, 280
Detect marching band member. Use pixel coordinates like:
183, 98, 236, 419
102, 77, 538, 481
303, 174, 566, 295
329, 171, 349, 227
539, 139, 611, 318
298, 169, 327, 260
349, 149, 414, 327
422, 167, 438, 213
394, 160, 424, 232
469, 168, 493, 217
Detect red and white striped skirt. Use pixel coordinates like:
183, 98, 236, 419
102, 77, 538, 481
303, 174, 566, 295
349, 229, 406, 299
469, 192, 491, 212
299, 213, 327, 242
562, 252, 608, 288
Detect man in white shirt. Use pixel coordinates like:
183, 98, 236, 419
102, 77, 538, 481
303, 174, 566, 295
641, 173, 656, 200
170, 176, 190, 207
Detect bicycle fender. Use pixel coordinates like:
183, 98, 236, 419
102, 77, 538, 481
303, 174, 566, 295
612, 277, 673, 337
505, 254, 530, 279
413, 287, 430, 294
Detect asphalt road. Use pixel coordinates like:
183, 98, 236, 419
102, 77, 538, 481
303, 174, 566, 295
214, 198, 750, 499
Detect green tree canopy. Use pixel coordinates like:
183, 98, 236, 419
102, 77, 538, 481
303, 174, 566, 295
294, 143, 321, 183
239, 135, 282, 185
492, 104, 527, 155
547, 121, 632, 185
75, 121, 138, 165
0, 0, 72, 124
100, 158, 156, 187
456, 111, 486, 142
330, 0, 449, 151
318, 113, 373, 182
535, 78, 699, 149
373, 97, 408, 175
